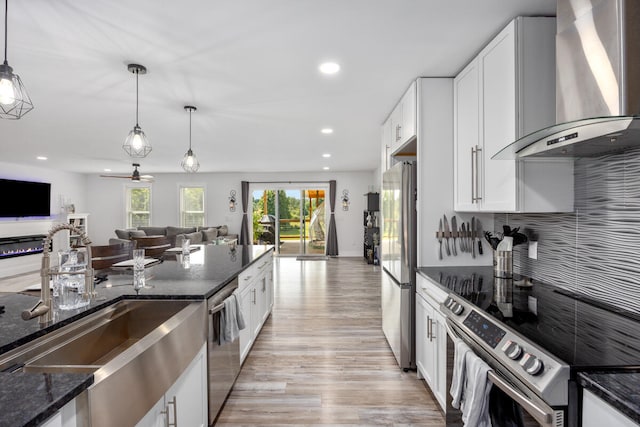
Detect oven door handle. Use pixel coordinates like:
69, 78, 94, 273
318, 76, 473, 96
445, 321, 556, 427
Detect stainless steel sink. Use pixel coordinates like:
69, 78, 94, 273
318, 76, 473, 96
0, 299, 206, 427
23, 300, 193, 373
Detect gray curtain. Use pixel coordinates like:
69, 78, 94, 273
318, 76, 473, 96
326, 180, 338, 256
239, 181, 250, 245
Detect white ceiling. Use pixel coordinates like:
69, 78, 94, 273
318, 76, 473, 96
0, 0, 556, 175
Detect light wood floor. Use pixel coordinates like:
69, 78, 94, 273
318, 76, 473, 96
216, 257, 444, 426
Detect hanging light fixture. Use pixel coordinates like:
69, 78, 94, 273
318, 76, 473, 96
181, 105, 200, 172
0, 0, 33, 119
123, 64, 152, 158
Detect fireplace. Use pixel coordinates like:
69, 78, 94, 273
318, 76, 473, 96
0, 234, 48, 259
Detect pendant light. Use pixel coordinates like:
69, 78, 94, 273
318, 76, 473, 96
123, 64, 152, 158
181, 105, 200, 172
0, 0, 33, 119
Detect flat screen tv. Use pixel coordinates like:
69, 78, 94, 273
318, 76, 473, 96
0, 179, 51, 218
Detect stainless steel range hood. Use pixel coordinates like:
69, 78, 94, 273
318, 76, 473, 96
494, 0, 640, 160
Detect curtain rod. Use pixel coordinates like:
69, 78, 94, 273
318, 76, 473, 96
248, 180, 331, 184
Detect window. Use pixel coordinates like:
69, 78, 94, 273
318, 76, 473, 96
180, 186, 205, 227
126, 186, 151, 228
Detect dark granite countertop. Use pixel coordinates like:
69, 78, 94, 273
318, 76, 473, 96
579, 371, 640, 424
418, 265, 640, 423
0, 373, 93, 427
0, 244, 272, 426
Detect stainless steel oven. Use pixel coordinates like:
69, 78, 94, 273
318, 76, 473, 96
441, 294, 569, 427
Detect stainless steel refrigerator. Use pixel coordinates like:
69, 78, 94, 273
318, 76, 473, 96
381, 161, 416, 370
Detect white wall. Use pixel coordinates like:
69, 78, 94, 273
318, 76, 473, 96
0, 161, 87, 277
86, 171, 375, 257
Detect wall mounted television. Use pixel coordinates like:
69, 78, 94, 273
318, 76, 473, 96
0, 179, 51, 218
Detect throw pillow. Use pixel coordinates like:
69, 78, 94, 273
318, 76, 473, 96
114, 229, 132, 239
166, 226, 197, 237
138, 226, 166, 236
186, 231, 203, 244
217, 225, 228, 236
129, 230, 147, 238
201, 228, 218, 242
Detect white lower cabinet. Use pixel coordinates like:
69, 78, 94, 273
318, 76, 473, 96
415, 275, 448, 411
41, 397, 77, 427
239, 283, 254, 362
136, 343, 207, 427
582, 389, 639, 427
238, 253, 274, 364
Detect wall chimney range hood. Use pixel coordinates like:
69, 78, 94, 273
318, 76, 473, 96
494, 0, 640, 160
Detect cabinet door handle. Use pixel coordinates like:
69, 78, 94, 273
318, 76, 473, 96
252, 288, 256, 304
426, 316, 431, 340
168, 396, 178, 427
471, 145, 482, 203
470, 146, 475, 203
162, 396, 178, 427
244, 275, 252, 281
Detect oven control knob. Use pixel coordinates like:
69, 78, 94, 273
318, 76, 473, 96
451, 302, 464, 316
521, 353, 544, 376
501, 340, 523, 360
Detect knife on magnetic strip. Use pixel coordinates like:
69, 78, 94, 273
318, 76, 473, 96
471, 216, 476, 259
443, 215, 451, 256
438, 218, 443, 260
451, 216, 458, 256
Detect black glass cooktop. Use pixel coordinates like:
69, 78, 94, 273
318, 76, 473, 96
418, 267, 640, 370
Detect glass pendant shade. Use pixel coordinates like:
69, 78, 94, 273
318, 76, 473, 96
181, 148, 200, 172
123, 64, 151, 158
0, 0, 33, 120
181, 105, 200, 172
123, 124, 152, 158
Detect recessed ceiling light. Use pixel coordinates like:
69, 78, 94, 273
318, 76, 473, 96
321, 128, 333, 134
322, 153, 331, 158
323, 166, 330, 170
319, 62, 340, 74
103, 168, 112, 172
36, 156, 47, 160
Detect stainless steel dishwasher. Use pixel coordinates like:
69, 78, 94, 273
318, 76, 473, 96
207, 278, 241, 424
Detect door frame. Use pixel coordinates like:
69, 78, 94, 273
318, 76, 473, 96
249, 182, 329, 257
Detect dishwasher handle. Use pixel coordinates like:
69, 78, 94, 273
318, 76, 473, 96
209, 302, 225, 315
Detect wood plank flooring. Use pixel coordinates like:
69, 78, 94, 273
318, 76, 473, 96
216, 257, 444, 426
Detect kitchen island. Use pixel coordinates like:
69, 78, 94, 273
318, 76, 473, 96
0, 244, 273, 427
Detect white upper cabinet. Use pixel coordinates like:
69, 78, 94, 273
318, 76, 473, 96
381, 81, 418, 172
398, 81, 417, 148
454, 17, 574, 213
381, 117, 393, 172
453, 61, 481, 211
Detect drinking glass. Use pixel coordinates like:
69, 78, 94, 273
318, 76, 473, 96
181, 238, 191, 255
58, 249, 89, 310
133, 249, 145, 291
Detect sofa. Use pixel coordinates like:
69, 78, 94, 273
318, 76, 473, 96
111, 225, 238, 247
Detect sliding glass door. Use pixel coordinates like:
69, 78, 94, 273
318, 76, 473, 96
251, 186, 326, 256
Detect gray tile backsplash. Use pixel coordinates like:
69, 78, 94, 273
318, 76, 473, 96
496, 147, 640, 315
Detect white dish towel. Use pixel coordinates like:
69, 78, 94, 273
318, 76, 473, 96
450, 338, 472, 408
460, 350, 493, 427
222, 290, 246, 343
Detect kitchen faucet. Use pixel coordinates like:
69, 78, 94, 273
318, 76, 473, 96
22, 223, 94, 324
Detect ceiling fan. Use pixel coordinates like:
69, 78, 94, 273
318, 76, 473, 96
100, 163, 154, 182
